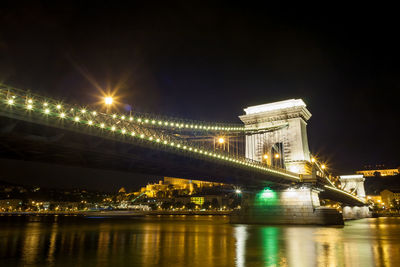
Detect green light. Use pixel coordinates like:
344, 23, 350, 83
255, 188, 278, 206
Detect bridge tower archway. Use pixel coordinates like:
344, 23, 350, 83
339, 175, 366, 198
239, 99, 312, 174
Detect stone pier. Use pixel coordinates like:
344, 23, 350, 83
342, 206, 371, 220
230, 187, 344, 225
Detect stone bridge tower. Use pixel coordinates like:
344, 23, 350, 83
339, 174, 366, 198
239, 99, 312, 174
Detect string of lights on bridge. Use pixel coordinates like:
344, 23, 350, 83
1, 90, 301, 181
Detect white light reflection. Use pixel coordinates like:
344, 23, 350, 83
234, 225, 248, 267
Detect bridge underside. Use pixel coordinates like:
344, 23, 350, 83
0, 117, 295, 187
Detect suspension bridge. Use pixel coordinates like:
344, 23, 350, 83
0, 84, 368, 224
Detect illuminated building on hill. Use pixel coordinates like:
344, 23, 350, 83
139, 177, 226, 198
356, 168, 399, 177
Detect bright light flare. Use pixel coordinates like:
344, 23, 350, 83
104, 96, 113, 105
218, 137, 225, 144
263, 154, 268, 160
275, 154, 280, 159
311, 157, 316, 163
321, 164, 326, 169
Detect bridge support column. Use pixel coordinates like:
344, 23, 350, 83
230, 187, 343, 225
342, 206, 371, 220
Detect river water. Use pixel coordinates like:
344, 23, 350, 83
0, 215, 399, 267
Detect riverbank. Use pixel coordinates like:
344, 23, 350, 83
0, 210, 233, 217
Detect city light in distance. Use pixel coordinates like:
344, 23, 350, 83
235, 189, 242, 194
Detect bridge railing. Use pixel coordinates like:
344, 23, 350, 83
0, 85, 301, 181
0, 85, 246, 132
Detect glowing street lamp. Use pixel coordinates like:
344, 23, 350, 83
104, 96, 113, 105
104, 96, 113, 114
274, 153, 280, 159
321, 164, 326, 169
263, 154, 268, 160
311, 157, 316, 163
218, 137, 225, 144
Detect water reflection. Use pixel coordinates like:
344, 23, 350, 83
234, 225, 247, 267
0, 216, 400, 266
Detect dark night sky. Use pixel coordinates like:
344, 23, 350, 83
1, 3, 399, 190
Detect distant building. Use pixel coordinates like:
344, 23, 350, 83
380, 189, 400, 207
0, 199, 23, 211
139, 177, 227, 198
356, 167, 399, 177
